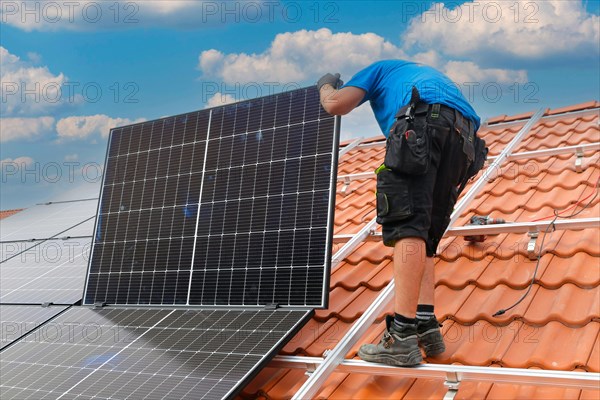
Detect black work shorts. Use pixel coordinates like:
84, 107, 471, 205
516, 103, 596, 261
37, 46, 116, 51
376, 104, 474, 257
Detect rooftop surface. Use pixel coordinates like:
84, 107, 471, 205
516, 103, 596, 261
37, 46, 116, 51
240, 101, 600, 399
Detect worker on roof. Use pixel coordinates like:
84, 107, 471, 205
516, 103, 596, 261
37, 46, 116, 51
318, 60, 486, 366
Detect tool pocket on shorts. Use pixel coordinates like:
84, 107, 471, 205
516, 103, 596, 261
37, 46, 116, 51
375, 165, 413, 224
465, 135, 488, 180
384, 118, 430, 175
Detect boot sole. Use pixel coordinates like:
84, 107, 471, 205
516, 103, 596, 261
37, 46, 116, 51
422, 342, 446, 357
357, 348, 423, 367
418, 330, 446, 358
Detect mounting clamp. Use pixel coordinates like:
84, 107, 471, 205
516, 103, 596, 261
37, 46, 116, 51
443, 371, 460, 399
340, 176, 353, 195
527, 231, 539, 260
575, 147, 584, 173
93, 302, 107, 309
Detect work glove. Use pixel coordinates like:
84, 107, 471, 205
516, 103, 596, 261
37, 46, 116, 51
317, 73, 343, 91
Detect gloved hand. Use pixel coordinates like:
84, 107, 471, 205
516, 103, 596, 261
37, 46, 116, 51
317, 73, 343, 91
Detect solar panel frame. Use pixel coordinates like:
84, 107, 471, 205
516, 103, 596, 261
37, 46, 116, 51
0, 304, 68, 350
0, 307, 312, 400
85, 86, 340, 309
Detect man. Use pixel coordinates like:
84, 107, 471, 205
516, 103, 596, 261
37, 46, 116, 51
318, 60, 481, 366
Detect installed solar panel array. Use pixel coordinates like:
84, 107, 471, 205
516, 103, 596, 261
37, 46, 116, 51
0, 188, 98, 353
1, 86, 339, 400
0, 307, 311, 399
0, 199, 97, 306
86, 86, 338, 308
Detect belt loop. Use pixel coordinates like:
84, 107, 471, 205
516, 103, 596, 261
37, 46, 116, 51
431, 104, 440, 119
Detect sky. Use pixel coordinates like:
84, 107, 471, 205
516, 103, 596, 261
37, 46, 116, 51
1, 0, 599, 209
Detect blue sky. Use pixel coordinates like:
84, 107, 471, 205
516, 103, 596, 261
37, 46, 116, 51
1, 0, 599, 209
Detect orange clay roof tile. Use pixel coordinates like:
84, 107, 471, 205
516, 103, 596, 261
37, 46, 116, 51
525, 284, 600, 326
501, 322, 599, 370
545, 100, 599, 115
539, 253, 600, 288
242, 101, 600, 399
0, 209, 23, 220
484, 382, 582, 400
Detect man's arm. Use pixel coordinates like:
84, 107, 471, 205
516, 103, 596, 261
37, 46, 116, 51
319, 85, 366, 116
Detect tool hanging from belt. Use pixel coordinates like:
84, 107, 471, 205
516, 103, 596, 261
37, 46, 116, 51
403, 86, 421, 124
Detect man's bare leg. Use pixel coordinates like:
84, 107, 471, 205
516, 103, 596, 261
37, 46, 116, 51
415, 256, 446, 356
417, 257, 435, 306
357, 237, 425, 366
393, 238, 427, 317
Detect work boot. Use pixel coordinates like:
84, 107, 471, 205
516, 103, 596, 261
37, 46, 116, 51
357, 315, 423, 366
417, 317, 446, 357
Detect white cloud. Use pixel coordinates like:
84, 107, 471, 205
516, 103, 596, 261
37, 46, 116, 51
403, 0, 599, 63
339, 102, 381, 140
0, 117, 55, 142
27, 52, 42, 63
443, 61, 528, 85
205, 92, 237, 108
64, 153, 79, 162
198, 28, 406, 84
56, 114, 145, 140
1, 156, 35, 167
0, 46, 75, 117
198, 27, 528, 94
0, 1, 268, 31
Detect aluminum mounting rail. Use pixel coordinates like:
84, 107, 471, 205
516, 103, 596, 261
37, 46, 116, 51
331, 217, 378, 271
447, 217, 599, 236
487, 142, 600, 162
336, 171, 373, 183
292, 107, 547, 400
274, 356, 600, 390
333, 218, 599, 244
354, 140, 386, 150
338, 137, 363, 158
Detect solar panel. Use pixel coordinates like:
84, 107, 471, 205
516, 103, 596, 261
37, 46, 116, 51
85, 86, 339, 308
0, 199, 98, 242
0, 307, 312, 399
0, 305, 67, 350
0, 238, 91, 304
48, 181, 102, 203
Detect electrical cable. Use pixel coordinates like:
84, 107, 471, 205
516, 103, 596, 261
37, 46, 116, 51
531, 176, 600, 222
493, 173, 599, 317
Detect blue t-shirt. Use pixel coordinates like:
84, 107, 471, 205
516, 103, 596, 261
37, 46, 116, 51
343, 60, 480, 136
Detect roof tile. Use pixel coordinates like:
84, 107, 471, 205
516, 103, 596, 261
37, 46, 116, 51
0, 209, 23, 220
539, 253, 600, 288
501, 322, 599, 370
442, 320, 523, 365
545, 100, 599, 115
485, 382, 582, 400
525, 284, 600, 326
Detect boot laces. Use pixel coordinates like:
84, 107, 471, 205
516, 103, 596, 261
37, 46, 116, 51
382, 331, 395, 348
